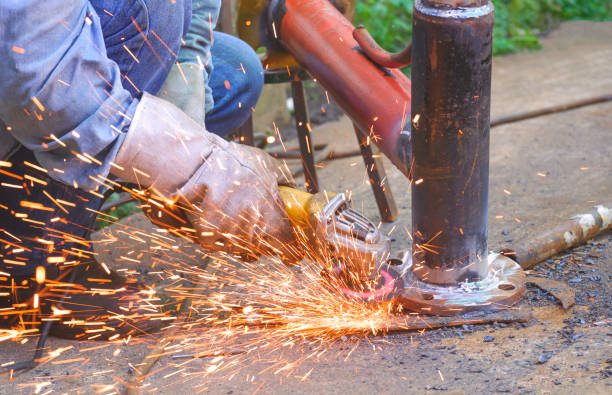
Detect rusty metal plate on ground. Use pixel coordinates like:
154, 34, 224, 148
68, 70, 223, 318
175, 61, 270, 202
526, 276, 575, 309
379, 304, 531, 333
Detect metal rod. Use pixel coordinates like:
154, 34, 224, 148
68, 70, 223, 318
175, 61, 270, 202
410, 0, 494, 285
502, 204, 612, 270
217, 0, 235, 35
291, 79, 319, 193
269, 143, 328, 159
289, 145, 333, 179
490, 93, 612, 127
209, 305, 530, 332
237, 114, 255, 146
352, 26, 412, 69
354, 124, 398, 222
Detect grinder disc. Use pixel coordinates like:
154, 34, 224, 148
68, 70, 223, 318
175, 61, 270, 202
325, 266, 403, 303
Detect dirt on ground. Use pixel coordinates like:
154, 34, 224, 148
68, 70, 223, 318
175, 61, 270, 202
1, 20, 611, 395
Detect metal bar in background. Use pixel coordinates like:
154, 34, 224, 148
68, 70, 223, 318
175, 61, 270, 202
237, 115, 255, 146
291, 79, 319, 193
354, 124, 398, 222
218, 0, 235, 35
491, 94, 612, 127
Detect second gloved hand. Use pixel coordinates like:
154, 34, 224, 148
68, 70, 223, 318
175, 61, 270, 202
111, 93, 301, 264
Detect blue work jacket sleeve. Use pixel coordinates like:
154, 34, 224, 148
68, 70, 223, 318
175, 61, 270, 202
0, 1, 137, 190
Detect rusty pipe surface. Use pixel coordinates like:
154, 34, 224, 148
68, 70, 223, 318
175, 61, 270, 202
269, 0, 413, 176
352, 26, 412, 69
423, 0, 490, 7
410, 0, 494, 284
503, 204, 612, 270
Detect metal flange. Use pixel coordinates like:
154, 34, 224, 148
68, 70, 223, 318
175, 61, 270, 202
395, 253, 526, 316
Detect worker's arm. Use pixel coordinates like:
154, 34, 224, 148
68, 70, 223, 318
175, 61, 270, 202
0, 0, 136, 190
0, 1, 300, 263
112, 93, 302, 264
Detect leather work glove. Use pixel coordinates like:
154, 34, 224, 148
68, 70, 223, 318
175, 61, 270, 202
157, 63, 206, 127
111, 93, 301, 264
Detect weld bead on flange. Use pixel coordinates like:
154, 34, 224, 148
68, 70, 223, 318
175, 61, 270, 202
397, 253, 525, 316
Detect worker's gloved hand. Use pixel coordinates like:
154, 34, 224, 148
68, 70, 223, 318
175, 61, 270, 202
179, 142, 300, 263
112, 93, 302, 264
157, 63, 206, 127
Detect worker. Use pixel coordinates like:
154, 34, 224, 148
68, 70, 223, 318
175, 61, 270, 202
0, 0, 300, 339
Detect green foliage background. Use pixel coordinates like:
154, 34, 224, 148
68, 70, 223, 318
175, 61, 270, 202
96, 192, 138, 229
354, 0, 611, 56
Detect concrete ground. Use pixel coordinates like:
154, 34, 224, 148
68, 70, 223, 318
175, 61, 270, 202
1, 21, 611, 394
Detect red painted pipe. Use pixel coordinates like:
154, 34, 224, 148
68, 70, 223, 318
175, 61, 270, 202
270, 0, 413, 176
353, 26, 412, 69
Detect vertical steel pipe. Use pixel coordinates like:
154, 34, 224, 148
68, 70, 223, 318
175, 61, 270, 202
410, 0, 494, 284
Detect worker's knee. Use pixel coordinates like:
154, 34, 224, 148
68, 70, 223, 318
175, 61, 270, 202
219, 35, 264, 112
205, 32, 264, 134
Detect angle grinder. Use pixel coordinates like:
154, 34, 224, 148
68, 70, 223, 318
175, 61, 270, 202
140, 181, 403, 303
278, 186, 403, 302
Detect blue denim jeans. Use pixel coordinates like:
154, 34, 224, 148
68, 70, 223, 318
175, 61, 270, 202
1, 1, 263, 276
206, 31, 264, 135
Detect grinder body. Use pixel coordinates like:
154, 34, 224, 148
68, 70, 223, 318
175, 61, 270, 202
279, 186, 390, 283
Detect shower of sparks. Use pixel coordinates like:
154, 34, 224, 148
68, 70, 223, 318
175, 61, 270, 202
135, 251, 402, 387
0, 37, 434, 387
0, 151, 412, 392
